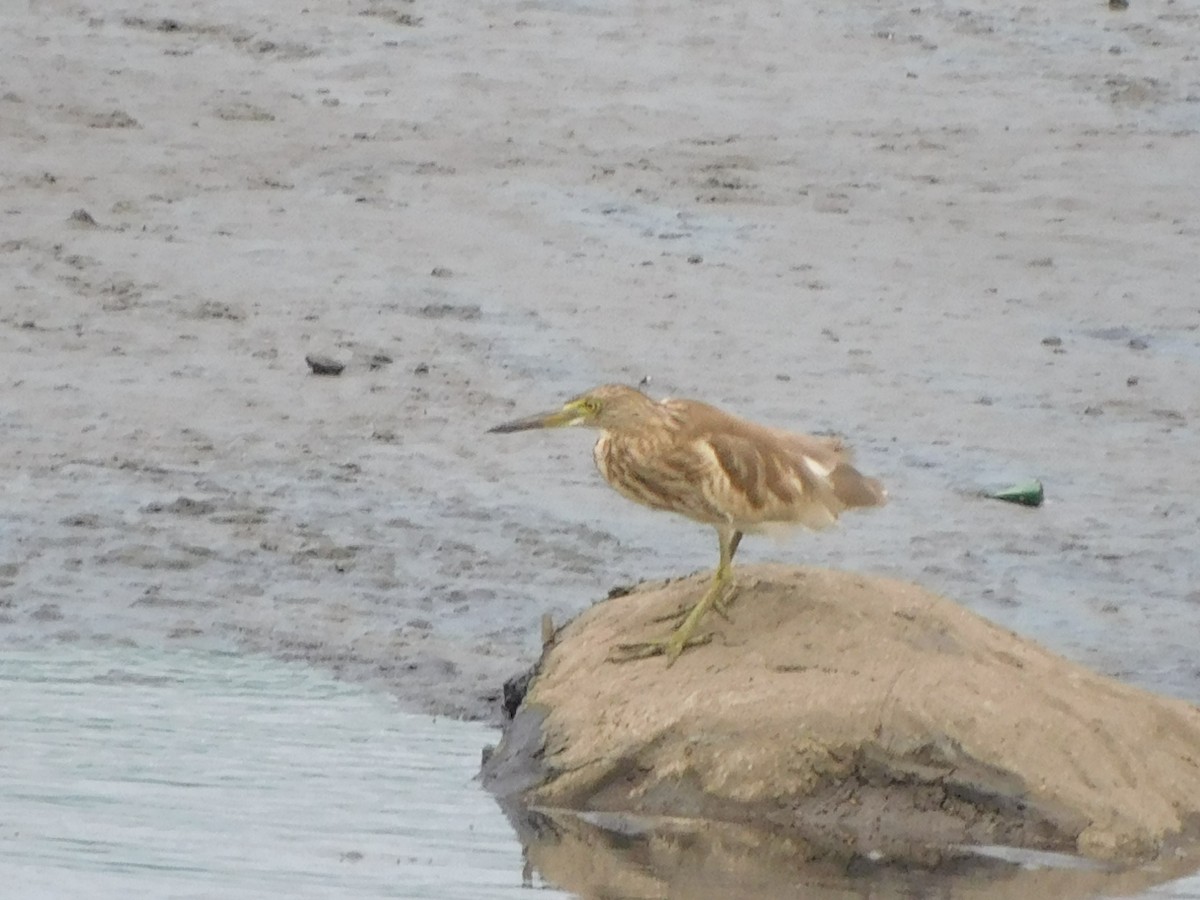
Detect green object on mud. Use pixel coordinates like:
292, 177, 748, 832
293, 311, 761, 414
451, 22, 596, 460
988, 480, 1044, 507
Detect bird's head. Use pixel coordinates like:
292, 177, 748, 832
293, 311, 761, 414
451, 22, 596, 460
488, 384, 654, 434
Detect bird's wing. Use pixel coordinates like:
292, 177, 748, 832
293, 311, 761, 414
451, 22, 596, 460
770, 427, 887, 509
700, 428, 843, 531
660, 398, 886, 526
773, 428, 887, 510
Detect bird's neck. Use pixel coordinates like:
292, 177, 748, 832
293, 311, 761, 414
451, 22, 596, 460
606, 397, 681, 440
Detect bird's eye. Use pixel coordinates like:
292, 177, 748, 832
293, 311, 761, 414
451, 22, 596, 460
584, 398, 600, 414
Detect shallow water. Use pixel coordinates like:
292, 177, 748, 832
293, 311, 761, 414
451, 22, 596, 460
0, 646, 568, 900
3, 644, 1198, 899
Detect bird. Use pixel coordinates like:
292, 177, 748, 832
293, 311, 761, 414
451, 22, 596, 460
488, 384, 887, 664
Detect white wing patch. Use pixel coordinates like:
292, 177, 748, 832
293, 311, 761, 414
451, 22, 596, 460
801, 455, 832, 479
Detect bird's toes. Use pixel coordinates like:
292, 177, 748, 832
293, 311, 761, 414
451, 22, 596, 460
649, 605, 690, 626
713, 585, 740, 619
663, 638, 687, 666
664, 633, 713, 665
608, 633, 713, 665
608, 640, 665, 663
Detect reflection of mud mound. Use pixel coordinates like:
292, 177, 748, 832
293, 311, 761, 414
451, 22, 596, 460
498, 802, 1200, 900
484, 566, 1200, 868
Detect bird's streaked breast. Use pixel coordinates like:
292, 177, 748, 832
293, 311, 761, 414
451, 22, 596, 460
594, 432, 724, 523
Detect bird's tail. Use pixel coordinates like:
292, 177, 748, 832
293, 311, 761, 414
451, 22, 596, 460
829, 463, 889, 509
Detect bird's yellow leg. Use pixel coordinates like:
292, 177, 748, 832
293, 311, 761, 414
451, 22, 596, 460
611, 562, 731, 663
651, 580, 735, 625
711, 530, 742, 619
646, 530, 742, 624
610, 528, 741, 666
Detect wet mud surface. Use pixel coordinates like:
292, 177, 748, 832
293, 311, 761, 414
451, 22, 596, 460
2, 0, 1198, 723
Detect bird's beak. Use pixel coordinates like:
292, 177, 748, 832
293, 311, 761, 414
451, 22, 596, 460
488, 401, 584, 433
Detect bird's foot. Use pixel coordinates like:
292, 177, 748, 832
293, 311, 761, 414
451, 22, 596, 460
608, 632, 713, 666
649, 605, 691, 625
713, 584, 739, 621
611, 575, 730, 666
649, 583, 738, 625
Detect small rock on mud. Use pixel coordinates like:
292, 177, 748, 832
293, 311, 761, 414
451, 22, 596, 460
305, 354, 345, 376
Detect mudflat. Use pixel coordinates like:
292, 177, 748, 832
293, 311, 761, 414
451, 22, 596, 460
2, 0, 1197, 720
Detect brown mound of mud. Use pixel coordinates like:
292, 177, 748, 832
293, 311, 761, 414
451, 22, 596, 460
483, 565, 1200, 866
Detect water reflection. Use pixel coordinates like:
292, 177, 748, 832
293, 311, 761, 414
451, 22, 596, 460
500, 802, 1200, 900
